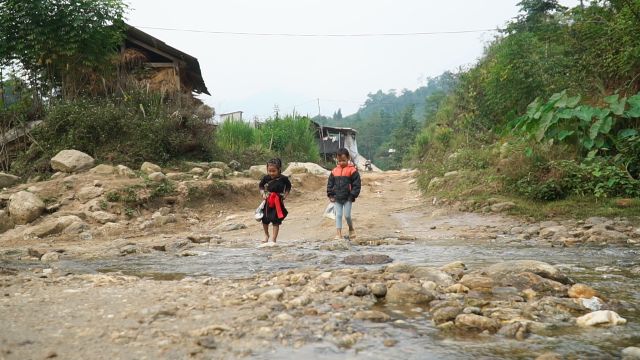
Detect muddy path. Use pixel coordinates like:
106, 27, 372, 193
1, 170, 639, 359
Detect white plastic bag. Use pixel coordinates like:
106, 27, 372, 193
254, 200, 265, 221
323, 202, 336, 220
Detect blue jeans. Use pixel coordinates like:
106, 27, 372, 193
334, 201, 353, 229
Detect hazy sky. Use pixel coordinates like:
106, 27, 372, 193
126, 0, 579, 120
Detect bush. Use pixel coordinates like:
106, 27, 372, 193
11, 88, 215, 176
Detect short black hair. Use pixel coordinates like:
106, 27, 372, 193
336, 148, 350, 158
267, 158, 282, 170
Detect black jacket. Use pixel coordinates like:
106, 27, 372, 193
327, 164, 361, 203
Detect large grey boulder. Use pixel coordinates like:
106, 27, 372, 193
50, 150, 95, 173
8, 191, 45, 225
0, 172, 20, 188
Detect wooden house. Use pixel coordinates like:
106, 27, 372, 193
121, 25, 210, 96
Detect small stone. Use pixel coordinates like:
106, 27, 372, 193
196, 336, 217, 349
369, 283, 387, 297
352, 285, 370, 297
535, 352, 563, 360
187, 234, 212, 244
383, 339, 397, 347
141, 162, 161, 174
148, 172, 167, 182
622, 347, 640, 359
343, 254, 393, 265
275, 313, 293, 322
354, 310, 390, 322
259, 288, 284, 301
40, 252, 60, 263
576, 310, 626, 327
454, 314, 500, 333
445, 284, 469, 293
568, 284, 598, 299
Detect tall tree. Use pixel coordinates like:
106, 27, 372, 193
0, 0, 127, 97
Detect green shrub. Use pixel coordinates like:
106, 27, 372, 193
11, 88, 215, 177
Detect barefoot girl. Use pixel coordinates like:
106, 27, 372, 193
258, 158, 291, 245
327, 148, 361, 240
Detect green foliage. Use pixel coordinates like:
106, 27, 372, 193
510, 90, 640, 178
10, 88, 215, 177
0, 0, 127, 95
215, 115, 319, 166
512, 159, 640, 200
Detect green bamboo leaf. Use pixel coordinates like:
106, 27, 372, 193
582, 138, 595, 150
557, 130, 574, 140
589, 119, 602, 140
599, 116, 612, 134
618, 128, 638, 138
566, 95, 581, 108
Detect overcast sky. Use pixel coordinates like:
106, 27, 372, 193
126, 0, 579, 120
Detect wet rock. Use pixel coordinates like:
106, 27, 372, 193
498, 321, 529, 340
535, 352, 563, 360
445, 284, 469, 293
481, 260, 572, 284
463, 307, 482, 315
352, 285, 370, 297
581, 297, 604, 311
454, 314, 500, 333
119, 244, 138, 256
432, 306, 462, 324
568, 284, 598, 299
288, 295, 311, 307
386, 283, 435, 304
141, 162, 161, 174
576, 310, 626, 327
259, 288, 284, 301
440, 261, 466, 279
412, 267, 454, 286
343, 254, 392, 265
622, 347, 640, 359
385, 263, 415, 273
40, 251, 60, 263
325, 276, 352, 292
0, 172, 20, 188
8, 191, 45, 225
459, 274, 494, 290
275, 313, 294, 322
539, 226, 568, 239
383, 339, 398, 347
320, 240, 351, 251
354, 310, 390, 322
51, 150, 94, 173
196, 336, 217, 349
369, 283, 387, 297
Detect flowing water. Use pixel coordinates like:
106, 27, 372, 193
36, 235, 640, 359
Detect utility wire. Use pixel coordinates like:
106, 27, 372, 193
134, 25, 500, 37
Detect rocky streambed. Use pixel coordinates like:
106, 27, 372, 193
2, 235, 639, 360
